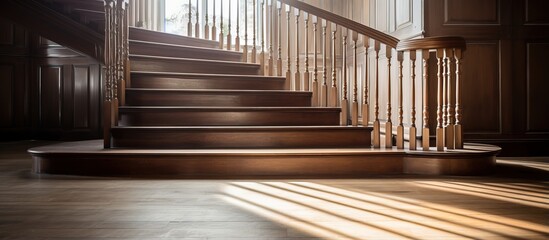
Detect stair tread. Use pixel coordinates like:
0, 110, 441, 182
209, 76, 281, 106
131, 71, 286, 80
126, 88, 311, 94
113, 126, 369, 130
130, 27, 219, 47
119, 106, 340, 111
130, 54, 260, 66
129, 39, 241, 55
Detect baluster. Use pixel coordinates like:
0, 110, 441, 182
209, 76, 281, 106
303, 12, 310, 91
188, 0, 192, 37
268, 0, 274, 75
285, 5, 291, 90
340, 29, 348, 125
205, 0, 210, 40
454, 49, 463, 149
227, 0, 232, 50
373, 41, 381, 148
320, 19, 328, 107
123, 0, 130, 92
112, 0, 120, 126
235, 0, 240, 51
119, 0, 127, 106
311, 16, 319, 106
445, 49, 455, 149
104, 0, 113, 148
396, 51, 404, 149
351, 31, 359, 126
195, 0, 200, 37
243, 0, 248, 61
409, 50, 417, 150
219, 0, 224, 48
276, 3, 282, 76
422, 49, 430, 151
436, 48, 444, 151
252, 0, 257, 63
294, 9, 301, 91
212, 0, 216, 40
260, 0, 265, 74
329, 23, 338, 107
362, 36, 370, 126
442, 49, 448, 149
385, 46, 393, 148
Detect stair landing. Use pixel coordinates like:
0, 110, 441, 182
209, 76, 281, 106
29, 140, 500, 178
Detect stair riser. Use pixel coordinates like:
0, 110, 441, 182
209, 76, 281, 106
125, 91, 312, 107
129, 42, 242, 61
112, 129, 372, 149
119, 111, 340, 126
130, 75, 285, 90
130, 57, 260, 75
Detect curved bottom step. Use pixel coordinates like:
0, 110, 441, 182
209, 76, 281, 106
29, 140, 501, 177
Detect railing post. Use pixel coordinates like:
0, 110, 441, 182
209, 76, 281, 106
235, 0, 240, 51
396, 51, 404, 149
252, 0, 257, 63
320, 19, 328, 107
195, 0, 200, 38
260, 0, 266, 75
268, 0, 275, 75
362, 36, 370, 127
311, 16, 319, 106
187, 0, 192, 37
385, 45, 393, 148
436, 48, 445, 151
445, 48, 455, 149
422, 49, 430, 151
341, 29, 349, 125
212, 0, 216, 41
294, 9, 301, 90
276, 2, 282, 76
373, 41, 381, 148
205, 0, 210, 40
227, 0, 232, 50
329, 23, 338, 107
303, 12, 310, 91
454, 48, 463, 149
243, 0, 248, 61
409, 50, 417, 150
351, 31, 359, 126
103, 0, 114, 148
284, 5, 291, 90
219, 0, 224, 49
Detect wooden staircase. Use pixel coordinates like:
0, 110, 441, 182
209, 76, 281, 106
116, 28, 372, 149
6, 0, 501, 177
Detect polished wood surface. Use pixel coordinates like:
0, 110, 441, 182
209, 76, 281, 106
111, 126, 372, 149
129, 40, 242, 61
125, 89, 313, 107
130, 55, 261, 75
129, 26, 218, 49
130, 72, 286, 90
118, 106, 341, 126
5, 141, 547, 239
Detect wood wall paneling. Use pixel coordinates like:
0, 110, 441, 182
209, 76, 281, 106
0, 20, 29, 56
526, 43, 549, 132
525, 0, 549, 24
444, 0, 499, 24
0, 64, 14, 127
38, 66, 62, 128
73, 65, 90, 129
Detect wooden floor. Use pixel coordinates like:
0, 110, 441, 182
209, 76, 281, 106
1, 141, 548, 240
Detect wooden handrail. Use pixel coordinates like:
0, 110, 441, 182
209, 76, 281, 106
396, 36, 466, 51
279, 0, 399, 48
